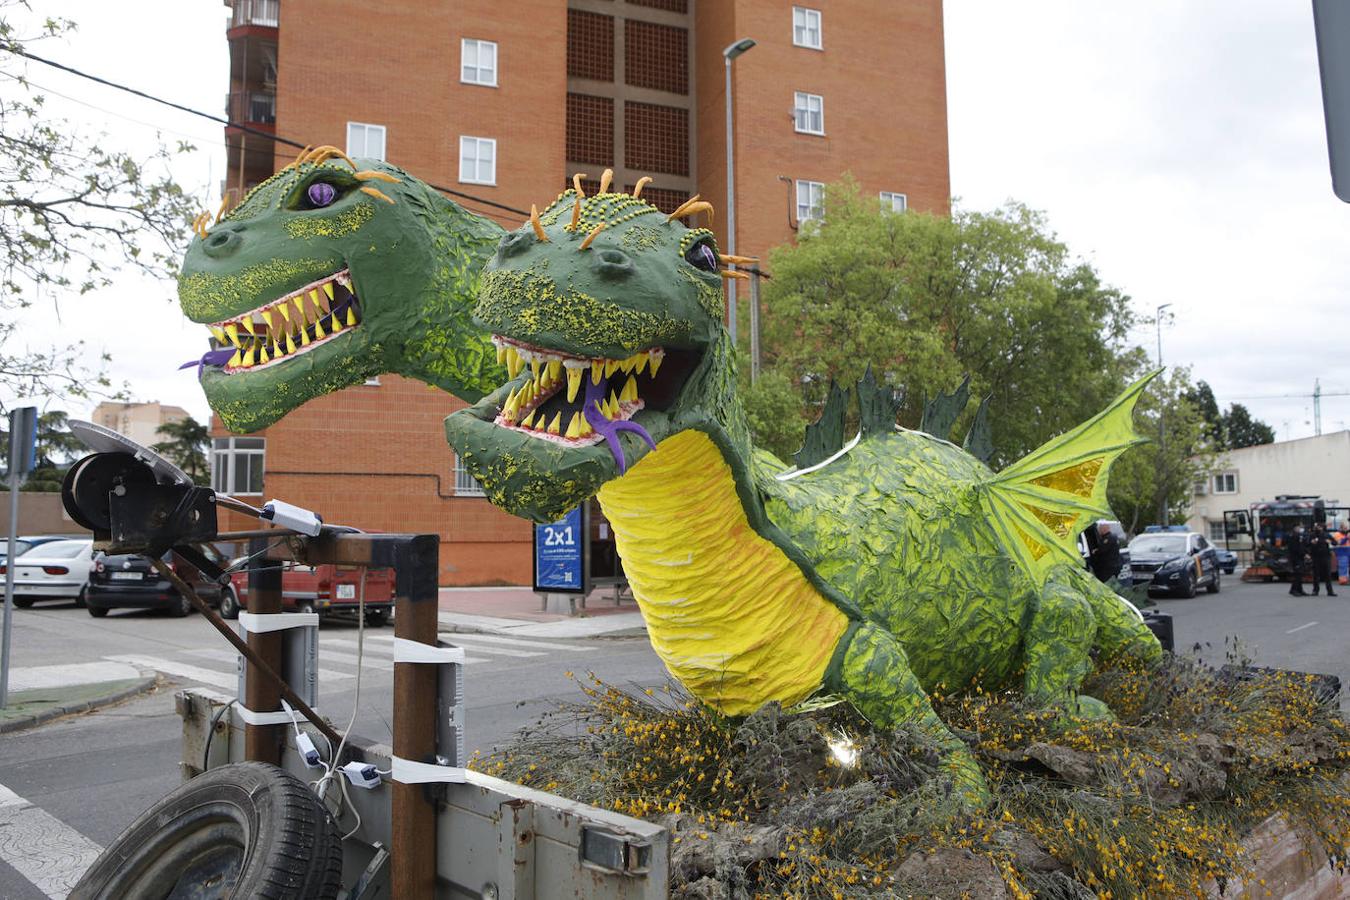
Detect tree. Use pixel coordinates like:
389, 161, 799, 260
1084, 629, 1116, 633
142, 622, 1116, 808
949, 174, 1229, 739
152, 416, 210, 486
0, 408, 84, 490
1185, 380, 1224, 446
1222, 403, 1275, 449
0, 5, 198, 411
750, 180, 1144, 467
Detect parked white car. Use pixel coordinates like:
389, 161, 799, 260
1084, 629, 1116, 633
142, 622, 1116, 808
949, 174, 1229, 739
4, 539, 95, 608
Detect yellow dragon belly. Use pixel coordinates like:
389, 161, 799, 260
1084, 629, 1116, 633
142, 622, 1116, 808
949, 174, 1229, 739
596, 429, 848, 715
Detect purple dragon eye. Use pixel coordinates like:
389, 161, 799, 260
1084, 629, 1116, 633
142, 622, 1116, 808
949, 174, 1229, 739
685, 241, 720, 273
306, 182, 338, 208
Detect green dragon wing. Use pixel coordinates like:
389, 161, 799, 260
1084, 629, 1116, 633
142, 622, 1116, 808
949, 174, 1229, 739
979, 371, 1161, 585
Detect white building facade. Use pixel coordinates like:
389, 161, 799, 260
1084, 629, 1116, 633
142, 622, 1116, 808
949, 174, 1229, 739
1186, 431, 1350, 547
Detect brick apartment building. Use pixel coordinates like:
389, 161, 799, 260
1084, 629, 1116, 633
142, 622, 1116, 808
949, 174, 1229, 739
214, 0, 950, 584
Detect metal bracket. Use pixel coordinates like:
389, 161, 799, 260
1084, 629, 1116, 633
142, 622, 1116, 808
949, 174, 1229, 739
580, 828, 652, 876
342, 842, 391, 900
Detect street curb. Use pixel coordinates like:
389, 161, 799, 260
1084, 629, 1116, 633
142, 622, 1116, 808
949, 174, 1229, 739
0, 675, 159, 735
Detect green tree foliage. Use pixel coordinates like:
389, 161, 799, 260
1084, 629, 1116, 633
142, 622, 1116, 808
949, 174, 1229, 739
0, 4, 198, 410
1222, 403, 1275, 449
1185, 381, 1224, 446
751, 181, 1143, 469
152, 415, 210, 485
0, 409, 83, 490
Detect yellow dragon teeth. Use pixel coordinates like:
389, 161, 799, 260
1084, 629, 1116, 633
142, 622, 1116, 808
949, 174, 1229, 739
210, 326, 226, 343
228, 349, 242, 368
321, 282, 334, 304
633, 352, 648, 375
278, 304, 291, 323
648, 353, 663, 377
521, 409, 536, 429
591, 360, 603, 384
241, 318, 256, 336
293, 296, 306, 320
565, 413, 582, 439
621, 376, 638, 403
496, 345, 507, 365
531, 358, 542, 381
225, 323, 240, 347
507, 349, 523, 378
260, 345, 270, 364
286, 332, 297, 354
261, 309, 274, 329
547, 412, 562, 434
300, 327, 310, 346
314, 320, 326, 340
242, 345, 255, 367
346, 307, 357, 327
567, 367, 582, 402
330, 313, 343, 332
604, 359, 619, 378
547, 359, 562, 382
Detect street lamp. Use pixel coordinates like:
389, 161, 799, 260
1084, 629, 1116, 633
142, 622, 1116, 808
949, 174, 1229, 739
1155, 303, 1172, 526
723, 37, 756, 345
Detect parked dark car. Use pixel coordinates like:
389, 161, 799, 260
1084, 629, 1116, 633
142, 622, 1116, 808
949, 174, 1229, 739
1127, 531, 1222, 598
1214, 547, 1238, 575
86, 549, 232, 618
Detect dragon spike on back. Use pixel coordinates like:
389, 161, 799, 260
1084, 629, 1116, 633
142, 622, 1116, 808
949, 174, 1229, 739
530, 204, 549, 242
598, 168, 614, 194
632, 176, 653, 198
569, 194, 582, 231
578, 222, 607, 251
573, 172, 588, 197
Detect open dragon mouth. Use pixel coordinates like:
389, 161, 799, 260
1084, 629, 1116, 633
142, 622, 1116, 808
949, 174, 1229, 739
191, 269, 363, 374
490, 335, 698, 473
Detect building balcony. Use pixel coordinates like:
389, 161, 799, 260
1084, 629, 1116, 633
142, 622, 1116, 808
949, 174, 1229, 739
227, 90, 276, 127
229, 0, 279, 30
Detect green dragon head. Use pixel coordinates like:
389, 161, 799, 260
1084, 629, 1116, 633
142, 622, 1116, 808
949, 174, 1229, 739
177, 146, 503, 433
444, 174, 747, 523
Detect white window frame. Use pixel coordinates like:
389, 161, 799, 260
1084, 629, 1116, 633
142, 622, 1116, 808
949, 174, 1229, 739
796, 179, 824, 223
453, 455, 485, 497
880, 191, 908, 213
345, 121, 386, 161
1193, 477, 1208, 496
793, 91, 825, 135
211, 437, 265, 496
1213, 471, 1239, 494
792, 7, 822, 50
461, 38, 498, 87
459, 136, 497, 185
1207, 521, 1227, 542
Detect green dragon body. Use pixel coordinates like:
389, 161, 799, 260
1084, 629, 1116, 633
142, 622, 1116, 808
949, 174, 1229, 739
178, 157, 1163, 802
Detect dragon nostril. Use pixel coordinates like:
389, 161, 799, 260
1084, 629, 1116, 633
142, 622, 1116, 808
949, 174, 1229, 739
594, 248, 634, 280
497, 232, 534, 259
201, 227, 243, 258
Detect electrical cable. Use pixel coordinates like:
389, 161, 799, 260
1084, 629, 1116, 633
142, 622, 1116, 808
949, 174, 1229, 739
313, 566, 370, 837
202, 698, 237, 771
4, 46, 530, 217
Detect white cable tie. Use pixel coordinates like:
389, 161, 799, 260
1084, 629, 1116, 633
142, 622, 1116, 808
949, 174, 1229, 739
238, 611, 320, 633
390, 755, 466, 785
392, 638, 466, 665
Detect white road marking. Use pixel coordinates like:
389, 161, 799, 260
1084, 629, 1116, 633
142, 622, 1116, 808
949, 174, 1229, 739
317, 648, 393, 672
383, 632, 592, 653
1285, 620, 1319, 634
326, 635, 531, 659
105, 655, 236, 690
0, 781, 103, 899
193, 647, 354, 683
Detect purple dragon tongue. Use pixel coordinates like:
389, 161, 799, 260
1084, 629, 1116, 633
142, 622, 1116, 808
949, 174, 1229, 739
179, 348, 237, 377
582, 376, 656, 476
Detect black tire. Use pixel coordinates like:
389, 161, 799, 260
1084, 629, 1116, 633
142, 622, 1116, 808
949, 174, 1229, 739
167, 593, 192, 618
75, 586, 88, 609
70, 762, 343, 900
218, 588, 240, 620
88, 604, 108, 618
12, 597, 33, 609
364, 608, 387, 628
1207, 571, 1221, 594
1179, 573, 1197, 599
296, 601, 316, 616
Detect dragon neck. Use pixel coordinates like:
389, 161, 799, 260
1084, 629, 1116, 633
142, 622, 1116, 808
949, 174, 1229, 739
596, 426, 848, 714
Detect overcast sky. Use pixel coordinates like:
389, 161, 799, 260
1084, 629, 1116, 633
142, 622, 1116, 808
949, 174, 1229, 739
5, 1, 1349, 441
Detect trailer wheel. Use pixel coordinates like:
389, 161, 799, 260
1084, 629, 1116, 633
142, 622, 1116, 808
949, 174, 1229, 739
70, 762, 343, 900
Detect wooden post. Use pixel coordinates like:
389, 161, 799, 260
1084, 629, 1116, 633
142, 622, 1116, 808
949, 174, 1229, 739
244, 538, 283, 764
391, 534, 440, 899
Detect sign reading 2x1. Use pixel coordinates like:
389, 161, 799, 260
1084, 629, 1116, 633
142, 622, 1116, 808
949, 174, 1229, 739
533, 505, 588, 595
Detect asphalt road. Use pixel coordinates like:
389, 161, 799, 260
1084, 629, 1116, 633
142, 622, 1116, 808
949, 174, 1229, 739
0, 575, 1345, 898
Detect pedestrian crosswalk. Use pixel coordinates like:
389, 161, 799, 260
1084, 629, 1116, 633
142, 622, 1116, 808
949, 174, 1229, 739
105, 631, 594, 691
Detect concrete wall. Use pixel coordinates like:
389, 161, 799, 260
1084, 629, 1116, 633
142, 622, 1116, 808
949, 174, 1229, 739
0, 492, 90, 540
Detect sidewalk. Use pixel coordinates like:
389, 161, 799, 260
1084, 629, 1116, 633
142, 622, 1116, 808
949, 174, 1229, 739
437, 585, 647, 638
0, 662, 157, 734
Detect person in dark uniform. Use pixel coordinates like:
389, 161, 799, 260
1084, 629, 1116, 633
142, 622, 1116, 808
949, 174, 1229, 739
1288, 525, 1307, 596
1089, 522, 1122, 583
1308, 523, 1336, 596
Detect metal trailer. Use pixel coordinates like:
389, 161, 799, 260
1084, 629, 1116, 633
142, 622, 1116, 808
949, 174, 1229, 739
57, 428, 671, 899
1224, 496, 1350, 582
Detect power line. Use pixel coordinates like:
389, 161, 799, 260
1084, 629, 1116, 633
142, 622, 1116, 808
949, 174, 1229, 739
4, 46, 530, 218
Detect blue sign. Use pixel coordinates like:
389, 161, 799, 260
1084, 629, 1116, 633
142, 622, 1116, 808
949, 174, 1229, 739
534, 505, 586, 594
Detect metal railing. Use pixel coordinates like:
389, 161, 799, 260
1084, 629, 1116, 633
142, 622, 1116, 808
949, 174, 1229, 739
230, 0, 279, 29
227, 90, 276, 125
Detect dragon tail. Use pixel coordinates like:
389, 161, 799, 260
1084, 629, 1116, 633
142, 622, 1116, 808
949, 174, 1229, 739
979, 370, 1161, 585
